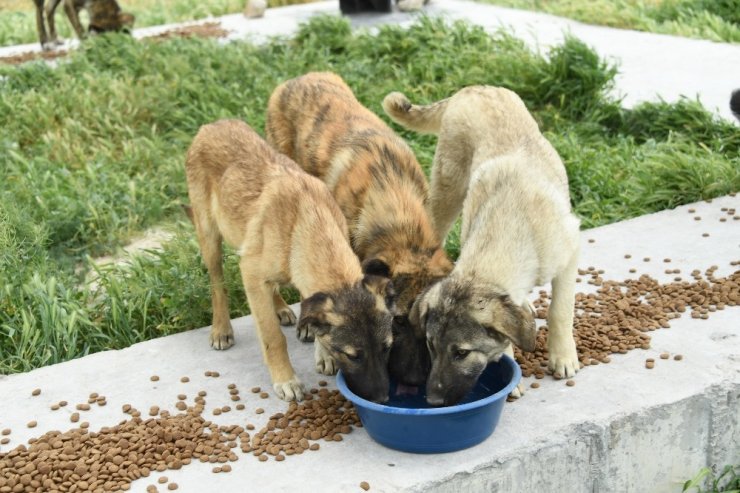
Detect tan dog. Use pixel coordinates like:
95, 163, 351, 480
185, 119, 394, 402
33, 0, 135, 51
266, 72, 454, 387
383, 86, 581, 405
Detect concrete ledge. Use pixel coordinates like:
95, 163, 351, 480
1, 196, 738, 492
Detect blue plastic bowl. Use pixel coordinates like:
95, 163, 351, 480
336, 354, 521, 453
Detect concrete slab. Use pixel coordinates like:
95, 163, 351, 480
2, 1, 739, 121
1, 195, 738, 492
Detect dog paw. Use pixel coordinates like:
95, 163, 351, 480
210, 329, 234, 350
273, 377, 304, 401
509, 382, 525, 399
276, 306, 297, 326
314, 342, 337, 375
547, 353, 581, 378
297, 323, 315, 342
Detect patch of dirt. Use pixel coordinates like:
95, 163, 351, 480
143, 22, 229, 41
0, 22, 228, 66
0, 48, 68, 65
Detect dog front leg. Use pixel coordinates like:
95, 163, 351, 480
504, 343, 525, 398
34, 0, 51, 50
272, 289, 298, 328
45, 0, 64, 45
63, 0, 86, 40
242, 267, 304, 401
547, 248, 580, 378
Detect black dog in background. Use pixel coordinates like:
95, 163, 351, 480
731, 89, 740, 121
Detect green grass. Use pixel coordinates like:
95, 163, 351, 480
479, 0, 740, 43
0, 16, 738, 373
0, 0, 314, 47
684, 465, 740, 493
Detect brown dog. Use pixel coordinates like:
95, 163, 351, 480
266, 72, 453, 387
185, 119, 394, 402
33, 0, 135, 51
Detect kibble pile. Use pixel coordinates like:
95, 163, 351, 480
518, 266, 739, 378
0, 383, 360, 492
246, 388, 360, 462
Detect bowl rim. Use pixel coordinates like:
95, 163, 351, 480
336, 354, 522, 416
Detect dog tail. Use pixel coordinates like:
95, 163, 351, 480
731, 89, 740, 121
382, 92, 449, 134
182, 204, 194, 223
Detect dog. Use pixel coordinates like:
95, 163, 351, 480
185, 119, 394, 402
383, 86, 581, 406
33, 0, 135, 51
731, 89, 740, 121
266, 72, 454, 388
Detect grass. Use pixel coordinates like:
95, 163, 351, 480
0, 0, 314, 47
683, 465, 740, 493
479, 0, 740, 43
0, 16, 738, 373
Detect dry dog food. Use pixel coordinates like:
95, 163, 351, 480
360, 481, 371, 491
151, 375, 160, 382
565, 380, 575, 387
530, 382, 540, 389
660, 353, 670, 359
645, 360, 655, 369
26, 421, 37, 428
521, 267, 738, 377
31, 389, 41, 396
181, 377, 190, 383
674, 354, 684, 361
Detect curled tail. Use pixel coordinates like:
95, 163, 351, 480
731, 89, 740, 121
382, 92, 450, 134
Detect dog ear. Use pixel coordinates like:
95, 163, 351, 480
361, 258, 391, 278
297, 292, 334, 337
473, 294, 536, 352
362, 275, 396, 313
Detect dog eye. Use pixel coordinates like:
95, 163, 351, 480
454, 349, 470, 360
345, 350, 362, 361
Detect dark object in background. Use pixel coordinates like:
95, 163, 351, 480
339, 0, 392, 14
731, 89, 740, 121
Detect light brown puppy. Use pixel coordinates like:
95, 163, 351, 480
185, 119, 394, 402
384, 86, 580, 405
266, 72, 453, 386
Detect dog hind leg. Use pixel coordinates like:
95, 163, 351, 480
546, 248, 580, 378
428, 131, 471, 244
242, 265, 304, 401
192, 208, 235, 350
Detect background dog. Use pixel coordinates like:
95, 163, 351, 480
185, 119, 394, 402
731, 89, 740, 121
384, 86, 581, 406
266, 72, 453, 388
34, 0, 134, 51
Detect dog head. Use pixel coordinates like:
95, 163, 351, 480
88, 0, 135, 34
362, 252, 452, 386
411, 277, 536, 406
297, 275, 394, 403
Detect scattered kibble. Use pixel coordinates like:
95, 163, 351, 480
674, 354, 684, 361
251, 387, 261, 393
158, 477, 168, 484
70, 413, 80, 423
255, 408, 264, 414
27, 421, 37, 428
588, 239, 595, 243
168, 483, 178, 490
565, 380, 575, 387
318, 380, 328, 387
360, 481, 371, 491
645, 361, 655, 369
236, 404, 245, 410
31, 388, 41, 396
530, 382, 540, 389
259, 392, 269, 399
151, 375, 160, 382
181, 377, 190, 383
660, 353, 669, 359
